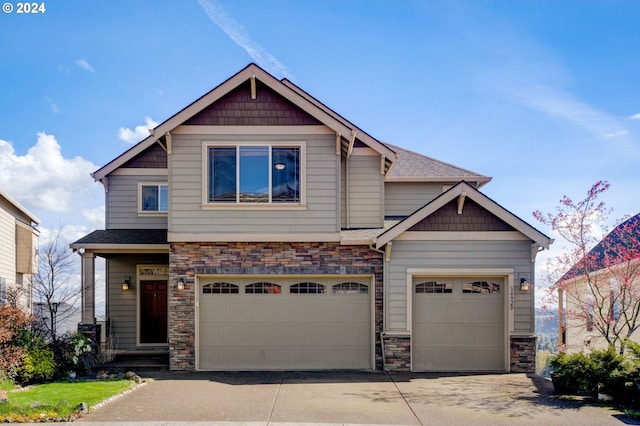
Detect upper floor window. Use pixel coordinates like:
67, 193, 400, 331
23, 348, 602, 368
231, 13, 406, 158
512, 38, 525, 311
207, 144, 301, 204
140, 183, 168, 212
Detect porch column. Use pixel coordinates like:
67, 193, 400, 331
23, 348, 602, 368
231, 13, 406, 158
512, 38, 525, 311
80, 251, 96, 324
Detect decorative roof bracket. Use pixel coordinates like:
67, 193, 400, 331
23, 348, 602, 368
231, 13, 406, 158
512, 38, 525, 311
250, 73, 257, 100
346, 130, 357, 160
457, 192, 467, 215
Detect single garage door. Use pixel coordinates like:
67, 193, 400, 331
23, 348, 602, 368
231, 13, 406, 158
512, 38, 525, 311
412, 277, 505, 371
198, 277, 372, 370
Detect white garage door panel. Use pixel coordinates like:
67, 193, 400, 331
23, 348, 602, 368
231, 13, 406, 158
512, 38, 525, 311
198, 278, 372, 370
413, 277, 505, 372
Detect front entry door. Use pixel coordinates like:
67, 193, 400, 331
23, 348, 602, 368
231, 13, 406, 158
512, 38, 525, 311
140, 280, 167, 344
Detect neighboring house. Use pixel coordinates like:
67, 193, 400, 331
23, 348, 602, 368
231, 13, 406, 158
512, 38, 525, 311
71, 63, 552, 372
0, 187, 40, 311
557, 213, 640, 354
33, 302, 81, 339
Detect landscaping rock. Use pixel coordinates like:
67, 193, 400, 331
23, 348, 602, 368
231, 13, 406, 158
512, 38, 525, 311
76, 402, 88, 415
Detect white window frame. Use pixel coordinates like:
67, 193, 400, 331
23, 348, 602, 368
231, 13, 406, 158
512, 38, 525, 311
138, 182, 168, 214
0, 276, 6, 305
201, 141, 307, 209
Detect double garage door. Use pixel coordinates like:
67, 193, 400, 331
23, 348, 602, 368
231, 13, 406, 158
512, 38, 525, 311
197, 277, 373, 370
412, 276, 506, 371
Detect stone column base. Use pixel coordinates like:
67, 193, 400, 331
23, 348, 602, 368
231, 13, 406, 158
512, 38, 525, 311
510, 335, 537, 373
383, 334, 411, 371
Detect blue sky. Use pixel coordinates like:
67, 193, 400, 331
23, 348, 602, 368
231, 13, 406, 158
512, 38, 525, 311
1, 0, 639, 273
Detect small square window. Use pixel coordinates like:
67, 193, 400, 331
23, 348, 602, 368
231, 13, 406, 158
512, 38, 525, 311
141, 184, 168, 212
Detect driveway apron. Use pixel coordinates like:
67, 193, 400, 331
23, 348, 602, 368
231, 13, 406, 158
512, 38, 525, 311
78, 371, 635, 425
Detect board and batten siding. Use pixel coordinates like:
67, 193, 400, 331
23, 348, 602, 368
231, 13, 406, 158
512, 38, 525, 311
384, 182, 446, 218
385, 239, 535, 333
105, 174, 168, 229
347, 154, 383, 229
169, 133, 339, 234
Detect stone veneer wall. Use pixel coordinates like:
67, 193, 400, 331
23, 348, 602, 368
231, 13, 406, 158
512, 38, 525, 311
510, 335, 537, 373
382, 334, 411, 371
169, 242, 384, 371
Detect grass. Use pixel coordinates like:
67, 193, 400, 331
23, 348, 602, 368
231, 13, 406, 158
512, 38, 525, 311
0, 378, 135, 422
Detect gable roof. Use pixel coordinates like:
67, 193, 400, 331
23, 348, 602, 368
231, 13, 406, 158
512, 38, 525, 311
384, 143, 491, 187
559, 213, 640, 282
375, 181, 552, 249
93, 63, 397, 181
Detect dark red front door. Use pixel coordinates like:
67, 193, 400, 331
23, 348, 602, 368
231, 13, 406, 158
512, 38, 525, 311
140, 280, 167, 344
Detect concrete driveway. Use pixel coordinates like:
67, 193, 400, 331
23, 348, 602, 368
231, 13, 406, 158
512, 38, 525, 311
78, 371, 636, 425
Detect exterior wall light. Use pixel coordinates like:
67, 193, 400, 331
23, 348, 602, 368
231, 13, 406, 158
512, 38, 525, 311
122, 277, 131, 291
177, 277, 185, 290
274, 163, 285, 170
520, 277, 530, 291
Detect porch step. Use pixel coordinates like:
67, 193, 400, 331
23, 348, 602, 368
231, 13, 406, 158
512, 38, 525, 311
93, 349, 169, 372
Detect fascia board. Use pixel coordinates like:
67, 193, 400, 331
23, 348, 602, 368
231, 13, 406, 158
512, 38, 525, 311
93, 63, 397, 180
0, 187, 40, 225
280, 78, 396, 160
376, 181, 552, 249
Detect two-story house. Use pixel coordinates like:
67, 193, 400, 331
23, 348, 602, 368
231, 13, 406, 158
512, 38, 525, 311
71, 64, 552, 372
0, 186, 39, 311
556, 213, 640, 354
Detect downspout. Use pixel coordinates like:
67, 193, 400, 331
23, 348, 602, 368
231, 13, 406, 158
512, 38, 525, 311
370, 241, 388, 370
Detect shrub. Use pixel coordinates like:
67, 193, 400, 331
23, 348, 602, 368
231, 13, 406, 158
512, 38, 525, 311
0, 307, 32, 380
550, 346, 640, 402
550, 352, 594, 394
15, 340, 56, 384
51, 333, 95, 378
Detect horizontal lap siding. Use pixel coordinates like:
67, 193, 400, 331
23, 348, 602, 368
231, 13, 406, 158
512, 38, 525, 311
107, 254, 169, 349
386, 240, 534, 333
348, 155, 383, 228
0, 206, 15, 283
384, 182, 444, 217
169, 133, 338, 234
106, 175, 168, 229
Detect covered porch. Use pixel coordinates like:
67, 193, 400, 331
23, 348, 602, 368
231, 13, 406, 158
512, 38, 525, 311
70, 229, 170, 352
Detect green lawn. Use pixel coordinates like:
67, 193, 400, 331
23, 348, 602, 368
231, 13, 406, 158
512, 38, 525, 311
0, 379, 135, 422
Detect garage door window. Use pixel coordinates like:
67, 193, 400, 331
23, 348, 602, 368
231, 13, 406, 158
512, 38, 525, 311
246, 282, 281, 294
290, 282, 325, 294
463, 281, 500, 294
415, 281, 452, 294
333, 283, 368, 294
203, 282, 239, 294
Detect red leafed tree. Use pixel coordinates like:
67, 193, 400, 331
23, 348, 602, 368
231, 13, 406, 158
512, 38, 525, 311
534, 181, 640, 354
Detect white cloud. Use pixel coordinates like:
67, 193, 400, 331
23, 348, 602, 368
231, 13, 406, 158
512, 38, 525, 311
197, 0, 292, 79
82, 205, 105, 229
117, 117, 158, 144
630, 113, 640, 120
0, 133, 98, 214
74, 58, 96, 73
44, 96, 61, 114
605, 130, 629, 138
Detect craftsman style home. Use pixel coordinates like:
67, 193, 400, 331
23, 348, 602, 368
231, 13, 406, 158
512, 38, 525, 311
0, 186, 39, 311
71, 64, 551, 372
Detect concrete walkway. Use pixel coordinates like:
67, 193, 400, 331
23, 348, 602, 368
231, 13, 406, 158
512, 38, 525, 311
78, 371, 637, 425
